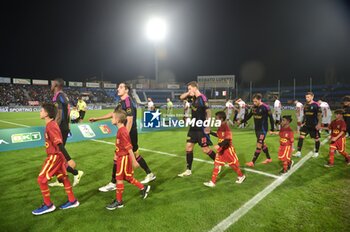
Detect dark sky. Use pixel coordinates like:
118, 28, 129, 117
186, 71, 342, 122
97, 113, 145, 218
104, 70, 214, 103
1, 0, 350, 87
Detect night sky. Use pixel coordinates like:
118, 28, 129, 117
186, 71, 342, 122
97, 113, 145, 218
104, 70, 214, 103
1, 0, 350, 87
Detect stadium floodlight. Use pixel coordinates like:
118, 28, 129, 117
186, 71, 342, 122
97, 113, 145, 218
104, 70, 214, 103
145, 17, 167, 42
145, 17, 167, 83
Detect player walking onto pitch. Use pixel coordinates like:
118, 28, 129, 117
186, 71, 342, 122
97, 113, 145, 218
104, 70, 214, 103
269, 115, 294, 174
238, 93, 275, 167
106, 110, 151, 210
178, 81, 217, 177
235, 98, 246, 128
293, 92, 322, 158
323, 109, 350, 167
224, 99, 235, 126
147, 97, 155, 111
90, 83, 156, 191
50, 78, 83, 187
273, 95, 282, 131
203, 111, 246, 187
183, 99, 191, 120
32, 103, 79, 215
318, 99, 332, 134
294, 100, 304, 133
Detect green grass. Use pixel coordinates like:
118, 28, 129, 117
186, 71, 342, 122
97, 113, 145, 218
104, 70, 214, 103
0, 109, 349, 231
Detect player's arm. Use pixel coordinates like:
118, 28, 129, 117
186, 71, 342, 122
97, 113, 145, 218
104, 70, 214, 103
332, 131, 344, 142
54, 97, 63, 126
49, 124, 75, 167
316, 105, 322, 129
267, 107, 275, 131
240, 109, 252, 124
216, 130, 231, 152
89, 112, 113, 122
269, 131, 279, 135
210, 131, 218, 137
126, 116, 133, 132
124, 102, 135, 132
179, 91, 191, 100
201, 97, 211, 134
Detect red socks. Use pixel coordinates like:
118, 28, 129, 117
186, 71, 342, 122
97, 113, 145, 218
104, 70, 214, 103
39, 182, 52, 206
62, 177, 76, 202
116, 183, 124, 202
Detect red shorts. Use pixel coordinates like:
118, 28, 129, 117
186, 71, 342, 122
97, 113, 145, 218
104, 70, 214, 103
115, 155, 134, 181
278, 145, 292, 161
330, 137, 346, 153
215, 146, 239, 166
38, 154, 67, 183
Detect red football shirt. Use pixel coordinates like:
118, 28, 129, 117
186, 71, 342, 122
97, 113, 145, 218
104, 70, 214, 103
45, 120, 63, 156
279, 126, 294, 146
329, 119, 347, 138
115, 126, 133, 158
217, 122, 232, 152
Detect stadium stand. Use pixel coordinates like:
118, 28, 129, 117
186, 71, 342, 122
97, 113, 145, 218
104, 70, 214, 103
0, 83, 116, 106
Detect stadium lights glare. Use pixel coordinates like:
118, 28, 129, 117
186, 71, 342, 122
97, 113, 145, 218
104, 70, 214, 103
145, 17, 167, 42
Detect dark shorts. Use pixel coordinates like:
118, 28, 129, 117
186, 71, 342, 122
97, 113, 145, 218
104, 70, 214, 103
79, 110, 86, 120
130, 128, 139, 152
187, 128, 212, 147
255, 131, 267, 144
300, 126, 320, 139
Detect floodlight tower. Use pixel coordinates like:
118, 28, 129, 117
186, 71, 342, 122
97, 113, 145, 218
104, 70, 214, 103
145, 17, 167, 83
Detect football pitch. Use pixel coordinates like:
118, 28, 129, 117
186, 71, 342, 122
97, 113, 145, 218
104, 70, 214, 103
0, 109, 349, 231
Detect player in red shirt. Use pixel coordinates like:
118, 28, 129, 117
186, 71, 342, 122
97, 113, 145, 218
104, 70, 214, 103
204, 111, 246, 187
106, 110, 151, 210
32, 103, 79, 216
270, 115, 294, 174
323, 109, 350, 167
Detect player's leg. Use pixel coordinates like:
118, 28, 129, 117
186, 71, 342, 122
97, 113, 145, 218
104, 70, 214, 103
124, 156, 150, 199
199, 131, 216, 160
99, 160, 117, 192
261, 136, 272, 164
61, 129, 84, 186
337, 138, 350, 164
130, 129, 156, 184
311, 129, 321, 158
276, 114, 281, 130
294, 126, 308, 157
203, 161, 222, 188
178, 141, 195, 177
57, 173, 79, 209
325, 144, 336, 167
33, 156, 57, 215
246, 133, 263, 167
107, 157, 126, 210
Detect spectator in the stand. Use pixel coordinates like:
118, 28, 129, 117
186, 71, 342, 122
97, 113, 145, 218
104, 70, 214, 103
77, 96, 87, 123
166, 98, 173, 116
147, 98, 155, 111
70, 106, 80, 124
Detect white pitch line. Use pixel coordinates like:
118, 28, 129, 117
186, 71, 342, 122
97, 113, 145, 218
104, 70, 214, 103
209, 138, 329, 232
0, 119, 30, 128
90, 139, 279, 179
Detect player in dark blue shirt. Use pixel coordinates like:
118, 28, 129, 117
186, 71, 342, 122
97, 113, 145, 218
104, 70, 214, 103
239, 93, 275, 167
90, 83, 156, 192
178, 81, 216, 177
294, 92, 322, 158
50, 78, 83, 187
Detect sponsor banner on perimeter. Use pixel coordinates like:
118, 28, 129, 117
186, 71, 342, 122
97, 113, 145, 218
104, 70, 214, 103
0, 121, 118, 152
